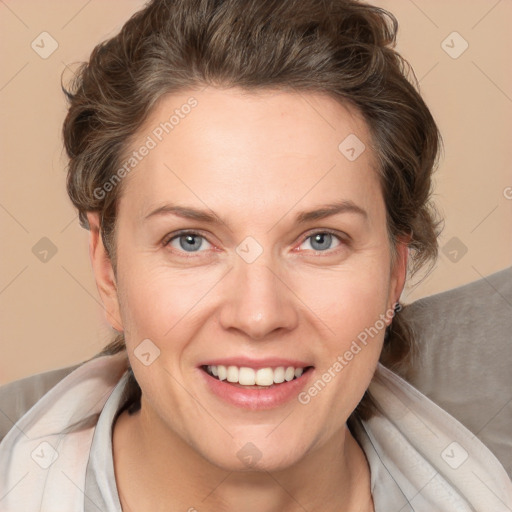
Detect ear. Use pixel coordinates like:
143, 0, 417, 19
387, 232, 411, 314
86, 212, 124, 332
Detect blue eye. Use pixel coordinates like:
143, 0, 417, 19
165, 232, 212, 253
300, 231, 343, 252
163, 229, 346, 257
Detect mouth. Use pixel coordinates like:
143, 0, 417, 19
196, 358, 315, 409
201, 364, 314, 389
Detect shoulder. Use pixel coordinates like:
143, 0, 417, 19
399, 266, 512, 476
360, 364, 512, 510
0, 364, 81, 442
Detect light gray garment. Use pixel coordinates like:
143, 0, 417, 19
82, 365, 512, 512
84, 372, 410, 511
84, 372, 127, 512
80, 369, 421, 511
1, 354, 510, 511
1, 266, 511, 511
402, 266, 512, 475
0, 364, 80, 439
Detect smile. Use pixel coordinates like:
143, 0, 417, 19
202, 364, 312, 387
198, 364, 315, 409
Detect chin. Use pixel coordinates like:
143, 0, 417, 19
198, 432, 309, 473
209, 450, 304, 474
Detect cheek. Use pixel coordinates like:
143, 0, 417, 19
293, 259, 391, 402
292, 256, 391, 332
115, 260, 226, 378
117, 261, 205, 334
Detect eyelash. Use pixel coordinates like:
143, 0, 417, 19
162, 229, 348, 258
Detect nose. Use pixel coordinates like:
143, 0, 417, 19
218, 255, 299, 340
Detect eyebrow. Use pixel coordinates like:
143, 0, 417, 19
142, 199, 368, 227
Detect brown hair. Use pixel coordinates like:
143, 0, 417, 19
62, 0, 444, 419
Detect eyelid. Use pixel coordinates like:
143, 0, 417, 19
300, 228, 349, 243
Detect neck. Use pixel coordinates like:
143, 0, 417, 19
113, 401, 374, 512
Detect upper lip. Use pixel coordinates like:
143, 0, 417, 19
197, 357, 314, 370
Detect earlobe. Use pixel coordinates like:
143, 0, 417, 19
388, 233, 411, 314
86, 212, 124, 332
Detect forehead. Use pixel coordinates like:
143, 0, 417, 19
118, 86, 382, 223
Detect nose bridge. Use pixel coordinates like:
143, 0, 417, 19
218, 247, 298, 339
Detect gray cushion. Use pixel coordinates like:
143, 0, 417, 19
0, 364, 79, 442
402, 266, 512, 477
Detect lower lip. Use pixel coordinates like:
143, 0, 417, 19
198, 367, 314, 410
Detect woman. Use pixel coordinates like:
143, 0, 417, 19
1, 0, 511, 510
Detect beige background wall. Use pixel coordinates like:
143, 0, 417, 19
1, 0, 511, 385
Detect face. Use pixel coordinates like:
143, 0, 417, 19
90, 86, 407, 472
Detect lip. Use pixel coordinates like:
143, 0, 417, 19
197, 357, 312, 370
197, 365, 315, 410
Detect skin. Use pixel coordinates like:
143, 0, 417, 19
87, 86, 408, 511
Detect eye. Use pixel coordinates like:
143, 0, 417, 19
298, 230, 345, 253
164, 231, 213, 254
163, 229, 347, 257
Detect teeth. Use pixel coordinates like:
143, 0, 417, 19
205, 365, 307, 386
285, 367, 295, 381
239, 367, 256, 385
217, 365, 227, 381
226, 366, 239, 383
255, 368, 274, 386
273, 366, 285, 383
